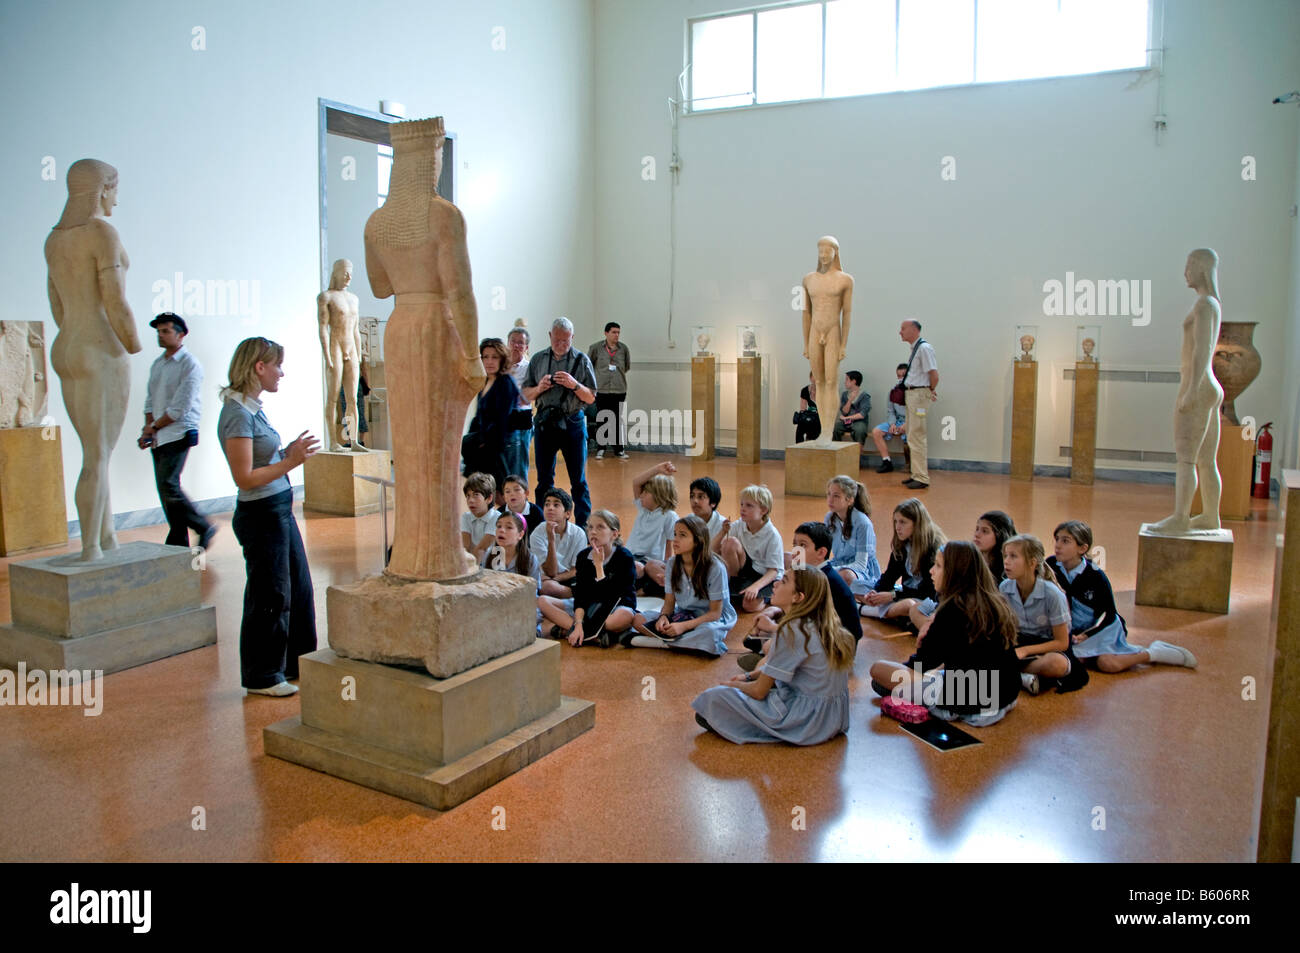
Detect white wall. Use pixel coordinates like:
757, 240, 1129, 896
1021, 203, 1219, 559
0, 0, 594, 526
593, 0, 1300, 472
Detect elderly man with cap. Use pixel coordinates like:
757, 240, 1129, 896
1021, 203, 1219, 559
138, 312, 215, 550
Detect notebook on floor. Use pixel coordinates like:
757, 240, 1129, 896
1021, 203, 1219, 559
901, 719, 981, 752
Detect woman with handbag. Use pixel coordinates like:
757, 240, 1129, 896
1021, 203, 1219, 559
794, 373, 821, 443
461, 337, 520, 505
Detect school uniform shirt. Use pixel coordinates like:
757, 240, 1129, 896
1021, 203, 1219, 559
1046, 556, 1138, 657
999, 577, 1070, 646
529, 520, 588, 573
825, 508, 882, 586
873, 541, 937, 601
460, 508, 497, 548
908, 602, 1021, 714
572, 544, 637, 614
705, 509, 726, 544
655, 553, 736, 656
727, 519, 784, 576
625, 499, 679, 560
480, 546, 542, 590
498, 501, 545, 545
809, 560, 863, 642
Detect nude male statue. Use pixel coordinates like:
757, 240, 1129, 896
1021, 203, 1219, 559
802, 236, 854, 445
1147, 249, 1224, 536
317, 258, 364, 451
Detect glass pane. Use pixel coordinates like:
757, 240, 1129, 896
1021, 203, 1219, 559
897, 0, 975, 90
377, 144, 392, 207
691, 14, 755, 110
1058, 0, 1149, 75
756, 3, 824, 105
826, 0, 898, 97
975, 0, 1061, 84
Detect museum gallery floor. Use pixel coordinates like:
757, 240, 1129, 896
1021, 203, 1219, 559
0, 455, 1276, 862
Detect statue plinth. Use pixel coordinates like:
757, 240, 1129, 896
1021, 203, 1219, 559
1135, 524, 1233, 614
303, 448, 392, 517
0, 425, 67, 555
1070, 362, 1099, 485
1010, 360, 1037, 482
786, 440, 860, 496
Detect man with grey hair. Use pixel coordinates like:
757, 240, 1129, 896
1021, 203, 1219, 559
522, 317, 598, 526
898, 319, 939, 489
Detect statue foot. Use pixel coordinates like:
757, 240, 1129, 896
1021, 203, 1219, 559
1188, 513, 1221, 531
330, 442, 346, 452
1146, 515, 1190, 537
78, 545, 104, 562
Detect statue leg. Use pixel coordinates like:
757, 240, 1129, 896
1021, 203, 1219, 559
1148, 405, 1202, 535
325, 350, 344, 450
341, 358, 361, 451
63, 376, 120, 560
819, 331, 842, 443
1189, 407, 1223, 530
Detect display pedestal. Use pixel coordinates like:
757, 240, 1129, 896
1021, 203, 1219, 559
1258, 470, 1300, 861
304, 449, 392, 516
1191, 424, 1253, 521
1070, 362, 1099, 485
736, 356, 761, 464
691, 357, 716, 462
1010, 360, 1037, 482
0, 425, 68, 555
785, 441, 858, 496
1135, 525, 1233, 614
0, 541, 217, 674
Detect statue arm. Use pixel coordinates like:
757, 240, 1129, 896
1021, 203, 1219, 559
316, 293, 333, 368
438, 207, 485, 387
46, 276, 64, 330
96, 258, 141, 356
801, 279, 811, 357
363, 232, 394, 299
1182, 301, 1220, 408
839, 280, 853, 358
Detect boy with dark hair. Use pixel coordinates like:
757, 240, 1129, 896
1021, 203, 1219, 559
531, 486, 588, 597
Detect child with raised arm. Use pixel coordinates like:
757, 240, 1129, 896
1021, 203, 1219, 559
1048, 520, 1196, 673
531, 487, 588, 598
870, 540, 1021, 726
627, 515, 735, 656
824, 474, 881, 591
1000, 534, 1088, 694
692, 569, 853, 745
460, 472, 498, 562
719, 484, 784, 613
626, 461, 680, 593
859, 497, 944, 622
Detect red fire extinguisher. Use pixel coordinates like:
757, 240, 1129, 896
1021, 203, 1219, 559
1253, 422, 1273, 499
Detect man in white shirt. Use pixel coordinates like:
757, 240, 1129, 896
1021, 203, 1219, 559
898, 319, 939, 489
138, 313, 214, 549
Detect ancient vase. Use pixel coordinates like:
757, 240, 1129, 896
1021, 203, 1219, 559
1211, 321, 1261, 425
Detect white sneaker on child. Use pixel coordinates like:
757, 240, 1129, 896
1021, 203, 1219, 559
1020, 672, 1040, 696
629, 635, 669, 649
1146, 640, 1197, 668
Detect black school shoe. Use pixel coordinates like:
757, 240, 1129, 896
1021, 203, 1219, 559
742, 633, 768, 654
876, 459, 894, 473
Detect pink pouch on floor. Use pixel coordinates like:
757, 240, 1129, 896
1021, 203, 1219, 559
880, 696, 930, 724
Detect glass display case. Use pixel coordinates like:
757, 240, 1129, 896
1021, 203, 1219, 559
737, 325, 760, 358
691, 326, 715, 357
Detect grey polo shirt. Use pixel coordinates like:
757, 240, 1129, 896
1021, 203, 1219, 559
217, 393, 291, 502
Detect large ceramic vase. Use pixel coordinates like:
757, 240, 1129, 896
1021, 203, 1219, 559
1212, 321, 1260, 425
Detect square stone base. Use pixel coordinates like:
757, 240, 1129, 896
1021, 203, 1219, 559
264, 643, 594, 810
785, 441, 860, 496
0, 425, 67, 556
1135, 525, 1233, 614
304, 449, 392, 516
0, 606, 217, 675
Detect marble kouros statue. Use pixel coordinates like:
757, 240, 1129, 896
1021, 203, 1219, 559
0, 322, 49, 428
802, 236, 854, 445
365, 117, 484, 580
44, 159, 143, 561
317, 258, 365, 451
1148, 248, 1224, 536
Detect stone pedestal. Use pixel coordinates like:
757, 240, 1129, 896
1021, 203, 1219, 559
785, 441, 859, 496
0, 425, 68, 555
1258, 470, 1300, 861
1191, 424, 1253, 521
1070, 362, 1099, 485
1135, 526, 1233, 614
691, 357, 716, 462
304, 449, 393, 516
0, 541, 217, 674
1010, 360, 1037, 482
736, 356, 762, 464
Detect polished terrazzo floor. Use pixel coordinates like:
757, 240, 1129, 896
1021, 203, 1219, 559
0, 453, 1280, 861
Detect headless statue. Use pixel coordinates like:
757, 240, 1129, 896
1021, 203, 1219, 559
802, 236, 854, 445
1148, 248, 1223, 536
317, 258, 364, 451
364, 117, 485, 581
44, 159, 143, 561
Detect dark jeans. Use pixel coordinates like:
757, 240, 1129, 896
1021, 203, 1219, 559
231, 489, 317, 689
151, 432, 211, 547
593, 392, 626, 454
534, 411, 591, 527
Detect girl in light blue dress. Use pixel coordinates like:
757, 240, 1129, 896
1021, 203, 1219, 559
629, 515, 735, 656
480, 511, 544, 635
692, 569, 854, 745
824, 474, 881, 592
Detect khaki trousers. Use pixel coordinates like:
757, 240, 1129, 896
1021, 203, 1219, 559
904, 388, 933, 485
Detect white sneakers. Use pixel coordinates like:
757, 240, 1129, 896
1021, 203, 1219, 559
246, 681, 299, 697
1144, 640, 1198, 668
1020, 672, 1041, 696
